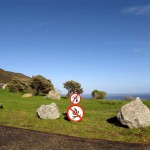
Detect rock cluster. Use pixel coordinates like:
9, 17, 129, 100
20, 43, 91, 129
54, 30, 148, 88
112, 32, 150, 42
117, 97, 150, 128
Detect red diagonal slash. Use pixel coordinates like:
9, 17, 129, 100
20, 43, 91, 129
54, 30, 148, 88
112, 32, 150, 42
72, 93, 79, 103
70, 107, 82, 119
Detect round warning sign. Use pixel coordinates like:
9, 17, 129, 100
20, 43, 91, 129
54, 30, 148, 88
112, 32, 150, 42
70, 93, 82, 105
67, 105, 84, 122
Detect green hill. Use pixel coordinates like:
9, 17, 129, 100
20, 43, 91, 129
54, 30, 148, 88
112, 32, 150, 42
0, 68, 30, 84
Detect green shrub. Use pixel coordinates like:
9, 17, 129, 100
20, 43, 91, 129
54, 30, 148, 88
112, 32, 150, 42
92, 89, 107, 99
124, 96, 134, 101
63, 80, 83, 97
7, 77, 29, 93
29, 75, 54, 96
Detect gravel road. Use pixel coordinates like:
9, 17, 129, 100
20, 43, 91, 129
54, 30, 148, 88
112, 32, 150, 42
0, 125, 150, 150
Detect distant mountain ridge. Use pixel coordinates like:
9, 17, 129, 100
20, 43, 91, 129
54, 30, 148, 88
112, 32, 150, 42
0, 68, 30, 84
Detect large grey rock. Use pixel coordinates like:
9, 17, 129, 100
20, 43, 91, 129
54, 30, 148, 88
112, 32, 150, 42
37, 102, 60, 119
117, 97, 150, 128
45, 90, 61, 100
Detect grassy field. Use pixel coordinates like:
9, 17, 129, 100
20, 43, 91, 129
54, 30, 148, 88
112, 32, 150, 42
0, 89, 150, 144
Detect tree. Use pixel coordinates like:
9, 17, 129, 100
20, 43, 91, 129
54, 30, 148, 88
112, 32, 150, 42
92, 89, 107, 99
7, 77, 29, 93
63, 80, 83, 97
30, 75, 54, 96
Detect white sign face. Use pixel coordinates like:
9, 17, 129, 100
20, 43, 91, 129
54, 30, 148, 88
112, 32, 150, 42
67, 105, 84, 122
70, 93, 81, 104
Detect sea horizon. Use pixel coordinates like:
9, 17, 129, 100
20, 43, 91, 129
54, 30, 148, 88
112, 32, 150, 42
81, 93, 150, 100
61, 93, 150, 100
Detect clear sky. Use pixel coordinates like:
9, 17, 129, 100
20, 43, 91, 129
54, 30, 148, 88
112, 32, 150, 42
0, 0, 150, 94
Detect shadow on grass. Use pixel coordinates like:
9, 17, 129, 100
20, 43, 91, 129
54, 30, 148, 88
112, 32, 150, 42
36, 113, 41, 119
107, 116, 128, 128
63, 113, 70, 121
36, 112, 70, 121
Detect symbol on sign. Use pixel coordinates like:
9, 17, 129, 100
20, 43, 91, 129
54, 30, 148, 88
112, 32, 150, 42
70, 93, 82, 105
67, 105, 84, 122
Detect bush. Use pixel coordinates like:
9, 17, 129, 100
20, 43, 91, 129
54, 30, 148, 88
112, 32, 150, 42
124, 96, 134, 101
92, 89, 107, 99
29, 75, 54, 96
7, 77, 29, 93
63, 80, 83, 97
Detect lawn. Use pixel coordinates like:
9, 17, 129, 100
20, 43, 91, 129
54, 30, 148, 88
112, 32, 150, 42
0, 89, 150, 144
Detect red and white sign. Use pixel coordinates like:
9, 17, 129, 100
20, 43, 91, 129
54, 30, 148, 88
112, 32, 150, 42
67, 105, 84, 122
70, 93, 82, 105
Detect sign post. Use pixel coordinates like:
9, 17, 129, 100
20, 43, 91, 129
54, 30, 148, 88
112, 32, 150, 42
67, 93, 84, 122
70, 93, 82, 105
67, 105, 84, 122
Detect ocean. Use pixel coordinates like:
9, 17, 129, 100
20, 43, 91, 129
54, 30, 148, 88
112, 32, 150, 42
81, 93, 150, 100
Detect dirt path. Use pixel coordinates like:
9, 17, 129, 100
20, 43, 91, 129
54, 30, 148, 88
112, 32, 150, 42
0, 125, 150, 150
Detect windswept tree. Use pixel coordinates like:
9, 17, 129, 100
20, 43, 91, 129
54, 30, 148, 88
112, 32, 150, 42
7, 77, 29, 93
30, 75, 54, 96
92, 89, 107, 99
63, 80, 83, 97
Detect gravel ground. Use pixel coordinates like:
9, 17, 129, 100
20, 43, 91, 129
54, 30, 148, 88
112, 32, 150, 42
0, 125, 150, 150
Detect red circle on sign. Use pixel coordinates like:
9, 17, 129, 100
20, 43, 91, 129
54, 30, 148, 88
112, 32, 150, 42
69, 93, 82, 105
67, 105, 84, 122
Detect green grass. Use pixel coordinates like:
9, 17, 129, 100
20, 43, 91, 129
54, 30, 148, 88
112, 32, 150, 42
0, 89, 150, 144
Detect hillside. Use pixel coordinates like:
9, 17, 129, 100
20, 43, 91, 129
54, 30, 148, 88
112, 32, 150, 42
0, 68, 30, 84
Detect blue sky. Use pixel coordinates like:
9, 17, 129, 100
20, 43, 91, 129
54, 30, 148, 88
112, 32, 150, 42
0, 0, 150, 94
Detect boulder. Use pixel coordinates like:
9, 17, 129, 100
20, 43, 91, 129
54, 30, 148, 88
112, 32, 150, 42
22, 93, 33, 98
2, 84, 7, 89
45, 90, 61, 100
0, 103, 3, 109
37, 102, 60, 119
117, 97, 150, 128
